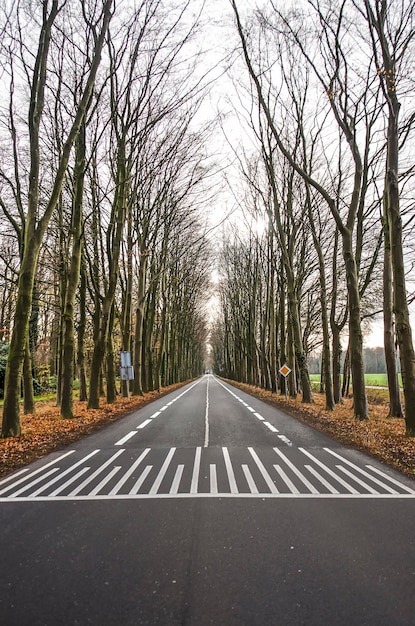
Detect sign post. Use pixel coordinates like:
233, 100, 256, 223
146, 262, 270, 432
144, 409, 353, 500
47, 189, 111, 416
279, 363, 292, 400
120, 351, 134, 401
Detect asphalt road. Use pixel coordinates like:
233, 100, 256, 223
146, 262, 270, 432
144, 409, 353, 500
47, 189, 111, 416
1, 374, 415, 625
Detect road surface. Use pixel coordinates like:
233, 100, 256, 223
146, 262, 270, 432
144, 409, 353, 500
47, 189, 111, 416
1, 375, 414, 625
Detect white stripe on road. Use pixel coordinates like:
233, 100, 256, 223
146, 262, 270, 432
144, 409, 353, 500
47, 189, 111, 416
9, 468, 60, 498
242, 464, 259, 494
109, 449, 151, 495
204, 375, 210, 448
68, 450, 125, 496
170, 465, 184, 495
191, 447, 202, 493
0, 450, 75, 496
264, 422, 278, 433
365, 465, 415, 494
248, 447, 278, 493
210, 464, 218, 494
149, 448, 176, 495
223, 447, 238, 493
129, 466, 153, 494
115, 431, 137, 446
304, 465, 340, 494
324, 448, 409, 494
274, 464, 300, 494
31, 449, 100, 497
89, 466, 121, 496
274, 448, 319, 494
299, 448, 359, 494
48, 467, 91, 497
137, 419, 152, 430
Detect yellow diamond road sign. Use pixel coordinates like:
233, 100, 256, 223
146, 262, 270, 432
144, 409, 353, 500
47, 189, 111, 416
279, 364, 291, 377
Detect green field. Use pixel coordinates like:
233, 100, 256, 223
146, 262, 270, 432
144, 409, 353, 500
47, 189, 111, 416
309, 373, 402, 387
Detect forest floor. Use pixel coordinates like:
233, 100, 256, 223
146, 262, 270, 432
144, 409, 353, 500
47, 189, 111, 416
0, 379, 414, 480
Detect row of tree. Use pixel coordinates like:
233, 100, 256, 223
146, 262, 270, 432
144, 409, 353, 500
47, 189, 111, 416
0, 0, 212, 437
212, 0, 415, 434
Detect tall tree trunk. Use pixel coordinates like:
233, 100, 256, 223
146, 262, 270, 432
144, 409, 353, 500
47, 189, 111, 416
343, 230, 368, 419
61, 122, 86, 419
23, 337, 35, 414
133, 254, 147, 396
77, 256, 88, 402
382, 201, 403, 417
106, 302, 117, 404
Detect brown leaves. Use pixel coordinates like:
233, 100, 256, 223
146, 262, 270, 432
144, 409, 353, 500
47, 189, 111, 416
0, 382, 188, 479
228, 381, 415, 478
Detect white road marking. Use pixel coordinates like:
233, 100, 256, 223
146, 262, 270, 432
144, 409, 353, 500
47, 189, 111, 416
3, 441, 414, 500
149, 448, 176, 494
264, 422, 279, 433
30, 449, 100, 497
109, 449, 151, 495
9, 468, 60, 498
223, 447, 238, 493
274, 464, 300, 494
0, 468, 28, 486
274, 448, 319, 494
304, 465, 340, 494
299, 448, 359, 494
210, 464, 218, 494
89, 466, 121, 496
137, 419, 152, 430
242, 464, 259, 494
190, 447, 202, 493
3, 493, 415, 502
278, 435, 292, 446
129, 466, 153, 494
68, 450, 125, 496
170, 465, 184, 495
248, 447, 278, 493
49, 467, 91, 497
0, 450, 75, 496
365, 465, 415, 494
204, 375, 210, 448
115, 431, 137, 446
335, 466, 380, 494
324, 448, 409, 494
150, 411, 161, 419
214, 377, 282, 437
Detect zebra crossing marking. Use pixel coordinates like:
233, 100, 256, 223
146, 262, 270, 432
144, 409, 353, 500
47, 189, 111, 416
1, 446, 414, 501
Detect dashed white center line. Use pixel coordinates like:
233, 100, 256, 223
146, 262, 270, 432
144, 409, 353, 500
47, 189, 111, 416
115, 431, 137, 446
264, 422, 279, 433
137, 419, 152, 430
